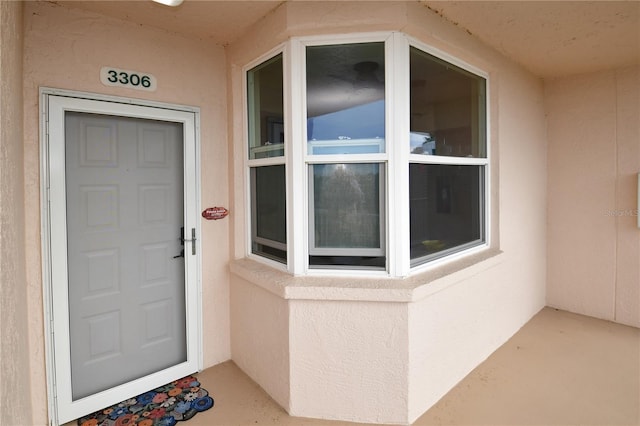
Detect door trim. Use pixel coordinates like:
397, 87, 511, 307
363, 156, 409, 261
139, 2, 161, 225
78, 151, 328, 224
40, 88, 202, 425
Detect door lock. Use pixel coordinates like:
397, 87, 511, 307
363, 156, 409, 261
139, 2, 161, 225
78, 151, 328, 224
175, 227, 196, 257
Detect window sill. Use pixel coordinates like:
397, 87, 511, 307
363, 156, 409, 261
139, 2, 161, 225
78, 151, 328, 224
229, 248, 504, 303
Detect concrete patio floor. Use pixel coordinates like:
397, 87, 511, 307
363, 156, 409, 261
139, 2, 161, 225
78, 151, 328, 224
188, 307, 639, 426
65, 307, 639, 426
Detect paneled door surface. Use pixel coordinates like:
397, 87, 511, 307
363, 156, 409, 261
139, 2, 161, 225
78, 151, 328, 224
44, 93, 201, 425
65, 112, 186, 400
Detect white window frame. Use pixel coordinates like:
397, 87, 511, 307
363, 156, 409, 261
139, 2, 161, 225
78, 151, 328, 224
307, 163, 386, 258
250, 167, 287, 252
404, 36, 491, 276
242, 32, 490, 278
244, 46, 290, 271
295, 32, 392, 275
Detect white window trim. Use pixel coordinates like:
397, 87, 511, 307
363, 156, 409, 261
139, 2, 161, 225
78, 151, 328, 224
294, 32, 392, 275
388, 31, 412, 277
243, 45, 290, 272
307, 164, 386, 258
404, 35, 492, 275
242, 31, 491, 278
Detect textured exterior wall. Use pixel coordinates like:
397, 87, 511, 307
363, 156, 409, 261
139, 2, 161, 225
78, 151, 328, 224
546, 66, 640, 327
229, 276, 290, 410
0, 2, 33, 425
289, 300, 409, 424
22, 3, 231, 423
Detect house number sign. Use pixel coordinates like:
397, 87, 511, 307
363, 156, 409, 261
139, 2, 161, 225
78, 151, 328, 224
100, 67, 157, 92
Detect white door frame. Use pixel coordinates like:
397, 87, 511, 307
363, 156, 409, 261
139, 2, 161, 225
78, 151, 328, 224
40, 88, 202, 426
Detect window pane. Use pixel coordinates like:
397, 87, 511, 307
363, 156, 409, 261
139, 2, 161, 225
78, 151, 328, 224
409, 164, 484, 265
306, 43, 385, 155
251, 165, 287, 263
247, 55, 284, 159
410, 47, 486, 158
309, 163, 385, 268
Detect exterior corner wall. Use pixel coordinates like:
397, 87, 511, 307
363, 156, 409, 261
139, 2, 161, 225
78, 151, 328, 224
546, 66, 640, 327
284, 0, 407, 36
0, 1, 34, 425
407, 258, 546, 422
613, 66, 640, 327
288, 300, 410, 424
229, 276, 290, 410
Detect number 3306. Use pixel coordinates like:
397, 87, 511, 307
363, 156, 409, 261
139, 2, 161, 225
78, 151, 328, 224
100, 67, 156, 91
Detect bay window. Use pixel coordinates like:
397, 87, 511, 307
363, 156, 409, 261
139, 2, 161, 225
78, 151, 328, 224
245, 33, 488, 276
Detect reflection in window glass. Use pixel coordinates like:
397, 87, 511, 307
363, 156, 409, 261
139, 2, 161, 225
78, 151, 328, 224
409, 164, 484, 265
251, 165, 287, 263
309, 163, 385, 269
410, 47, 486, 158
247, 55, 284, 159
306, 43, 385, 155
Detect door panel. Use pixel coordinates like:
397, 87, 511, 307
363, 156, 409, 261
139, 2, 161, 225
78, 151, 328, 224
45, 94, 200, 425
65, 113, 187, 400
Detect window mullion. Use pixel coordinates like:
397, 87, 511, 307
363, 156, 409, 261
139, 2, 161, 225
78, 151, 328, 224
287, 39, 307, 275
387, 32, 411, 278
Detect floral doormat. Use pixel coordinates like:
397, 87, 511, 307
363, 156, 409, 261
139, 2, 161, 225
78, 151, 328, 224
78, 375, 214, 426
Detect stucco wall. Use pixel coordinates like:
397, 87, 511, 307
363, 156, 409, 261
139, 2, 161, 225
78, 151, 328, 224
546, 66, 640, 328
289, 299, 409, 423
22, 2, 231, 423
0, 1, 33, 425
229, 277, 290, 410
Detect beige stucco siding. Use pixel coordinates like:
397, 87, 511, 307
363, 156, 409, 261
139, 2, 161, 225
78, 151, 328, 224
1, 1, 33, 425
546, 66, 640, 328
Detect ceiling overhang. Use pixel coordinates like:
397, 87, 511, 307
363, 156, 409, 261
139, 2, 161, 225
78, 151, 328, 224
53, 0, 639, 79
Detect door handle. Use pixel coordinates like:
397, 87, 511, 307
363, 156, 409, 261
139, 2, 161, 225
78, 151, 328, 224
184, 228, 197, 255
177, 227, 196, 256
174, 227, 185, 259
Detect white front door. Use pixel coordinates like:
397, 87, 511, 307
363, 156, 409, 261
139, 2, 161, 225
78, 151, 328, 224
43, 93, 201, 425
